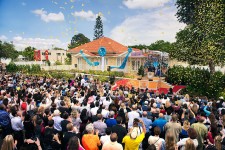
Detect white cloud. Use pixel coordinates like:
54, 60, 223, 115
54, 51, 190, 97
32, 9, 64, 22
0, 35, 8, 41
123, 0, 170, 9
110, 7, 186, 46
13, 36, 23, 41
12, 36, 69, 50
71, 10, 106, 21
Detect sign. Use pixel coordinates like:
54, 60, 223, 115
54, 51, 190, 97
34, 50, 41, 61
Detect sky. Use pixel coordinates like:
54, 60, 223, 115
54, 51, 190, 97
0, 0, 186, 51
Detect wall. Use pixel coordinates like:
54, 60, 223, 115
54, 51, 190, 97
39, 50, 67, 64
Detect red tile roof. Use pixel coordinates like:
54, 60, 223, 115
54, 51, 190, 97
68, 37, 140, 56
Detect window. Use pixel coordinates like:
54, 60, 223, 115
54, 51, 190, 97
131, 60, 141, 71
42, 52, 45, 55
63, 53, 64, 55
57, 53, 61, 56
117, 58, 121, 66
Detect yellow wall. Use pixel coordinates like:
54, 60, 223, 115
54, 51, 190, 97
71, 54, 146, 73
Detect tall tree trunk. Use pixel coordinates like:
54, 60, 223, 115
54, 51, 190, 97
209, 60, 215, 74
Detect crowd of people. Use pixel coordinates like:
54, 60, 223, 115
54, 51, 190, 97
0, 71, 225, 150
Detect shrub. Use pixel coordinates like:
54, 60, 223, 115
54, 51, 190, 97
55, 61, 62, 65
166, 66, 225, 98
6, 62, 18, 72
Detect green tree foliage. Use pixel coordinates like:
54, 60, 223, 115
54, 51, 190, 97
130, 40, 173, 53
6, 62, 41, 73
148, 40, 173, 53
65, 53, 72, 65
138, 65, 145, 77
0, 40, 19, 60
130, 44, 148, 50
68, 33, 90, 49
172, 0, 225, 74
22, 46, 36, 61
176, 0, 200, 24
53, 47, 64, 50
93, 15, 103, 40
167, 66, 225, 98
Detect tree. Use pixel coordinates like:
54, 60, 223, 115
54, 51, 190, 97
172, 0, 225, 74
176, 0, 201, 24
130, 44, 148, 50
53, 47, 64, 50
0, 40, 18, 60
68, 33, 90, 49
148, 40, 174, 53
22, 46, 35, 61
65, 53, 72, 65
138, 65, 145, 77
93, 15, 103, 40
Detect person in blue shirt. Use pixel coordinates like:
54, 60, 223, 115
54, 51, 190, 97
105, 111, 117, 127
152, 113, 167, 138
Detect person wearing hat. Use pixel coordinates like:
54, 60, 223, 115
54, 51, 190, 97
122, 119, 146, 150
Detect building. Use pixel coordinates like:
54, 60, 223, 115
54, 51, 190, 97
34, 49, 67, 64
67, 37, 147, 73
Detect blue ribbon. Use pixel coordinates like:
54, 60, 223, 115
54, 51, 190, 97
110, 48, 132, 70
80, 50, 99, 66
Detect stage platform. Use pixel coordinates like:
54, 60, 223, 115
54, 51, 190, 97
112, 77, 185, 94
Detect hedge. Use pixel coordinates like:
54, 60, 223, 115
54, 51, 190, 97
166, 66, 225, 98
6, 62, 41, 73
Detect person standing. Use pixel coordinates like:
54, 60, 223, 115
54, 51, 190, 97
164, 114, 182, 142
82, 123, 101, 150
111, 116, 127, 144
102, 133, 123, 150
122, 119, 146, 150
191, 116, 207, 150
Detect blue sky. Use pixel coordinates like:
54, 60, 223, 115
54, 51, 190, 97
0, 0, 185, 50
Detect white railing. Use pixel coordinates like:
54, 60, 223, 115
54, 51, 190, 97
14, 61, 44, 65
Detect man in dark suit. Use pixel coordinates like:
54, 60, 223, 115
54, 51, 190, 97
62, 123, 79, 150
111, 116, 127, 145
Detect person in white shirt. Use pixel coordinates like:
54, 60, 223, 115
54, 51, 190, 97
100, 127, 111, 145
127, 105, 140, 128
102, 133, 123, 150
90, 101, 99, 116
148, 126, 164, 150
81, 78, 86, 86
101, 105, 109, 119
102, 96, 111, 110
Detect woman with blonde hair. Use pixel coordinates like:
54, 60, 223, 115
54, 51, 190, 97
214, 135, 222, 150
1, 135, 17, 150
184, 139, 196, 150
165, 132, 177, 150
71, 110, 81, 130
